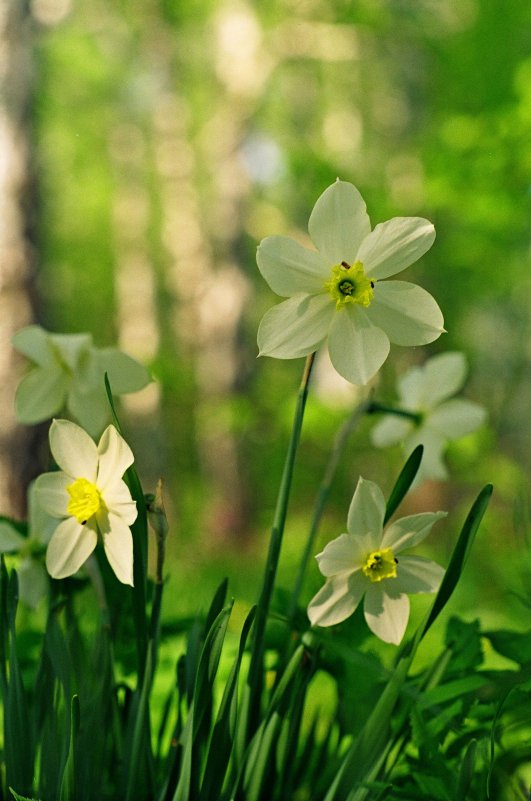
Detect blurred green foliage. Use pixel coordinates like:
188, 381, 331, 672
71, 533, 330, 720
27, 0, 529, 621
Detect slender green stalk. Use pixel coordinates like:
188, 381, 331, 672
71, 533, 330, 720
288, 398, 370, 620
246, 354, 315, 733
366, 401, 423, 425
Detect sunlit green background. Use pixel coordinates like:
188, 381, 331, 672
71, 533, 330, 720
17, 0, 531, 636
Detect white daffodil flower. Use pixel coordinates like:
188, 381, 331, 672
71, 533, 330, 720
33, 420, 137, 585
13, 325, 151, 437
257, 180, 444, 385
0, 482, 56, 608
308, 477, 446, 644
371, 352, 487, 482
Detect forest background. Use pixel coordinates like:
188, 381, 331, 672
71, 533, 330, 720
0, 0, 529, 640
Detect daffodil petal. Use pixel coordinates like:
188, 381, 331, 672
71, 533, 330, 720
418, 352, 467, 406
257, 293, 333, 358
33, 472, 71, 517
49, 419, 99, 481
49, 332, 92, 371
104, 480, 137, 526
381, 511, 447, 553
368, 281, 444, 346
307, 571, 365, 627
394, 556, 444, 594
45, 517, 97, 579
28, 481, 63, 545
98, 349, 151, 394
102, 513, 134, 586
67, 384, 110, 439
15, 367, 68, 424
346, 477, 386, 549
428, 399, 487, 439
18, 559, 48, 608
12, 325, 54, 366
316, 533, 367, 577
364, 584, 409, 644
405, 429, 448, 482
257, 236, 329, 297
357, 217, 435, 280
0, 523, 26, 552
97, 426, 135, 492
328, 307, 390, 385
308, 180, 371, 265
371, 415, 413, 447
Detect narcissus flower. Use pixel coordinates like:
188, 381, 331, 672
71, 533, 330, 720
13, 326, 151, 437
0, 482, 56, 608
34, 420, 137, 585
371, 352, 487, 482
308, 477, 446, 644
257, 180, 444, 385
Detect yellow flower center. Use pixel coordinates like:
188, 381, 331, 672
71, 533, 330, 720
362, 547, 398, 583
67, 478, 104, 524
324, 261, 375, 310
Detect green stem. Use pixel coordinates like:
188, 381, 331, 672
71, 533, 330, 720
288, 398, 370, 621
366, 401, 423, 425
247, 353, 315, 731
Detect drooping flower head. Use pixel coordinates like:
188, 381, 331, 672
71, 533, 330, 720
12, 325, 151, 437
257, 180, 445, 385
34, 420, 138, 585
371, 352, 487, 482
308, 477, 446, 644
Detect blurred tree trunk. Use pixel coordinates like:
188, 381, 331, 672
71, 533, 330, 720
0, 0, 38, 516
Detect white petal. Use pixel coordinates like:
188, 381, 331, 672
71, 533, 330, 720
28, 481, 60, 544
15, 367, 68, 424
101, 513, 134, 586
49, 419, 98, 481
33, 472, 71, 518
382, 511, 447, 553
257, 293, 333, 359
397, 365, 424, 408
0, 523, 26, 552
346, 476, 385, 550
97, 349, 151, 394
316, 533, 366, 576
18, 559, 49, 608
104, 480, 137, 526
367, 282, 445, 345
257, 236, 329, 297
97, 426, 135, 492
328, 306, 390, 385
364, 584, 409, 644
418, 352, 468, 406
371, 415, 413, 447
394, 556, 445, 595
12, 325, 54, 366
48, 332, 93, 371
45, 517, 97, 579
307, 571, 366, 627
357, 217, 435, 280
67, 383, 110, 438
308, 181, 371, 265
427, 400, 487, 439
405, 429, 448, 482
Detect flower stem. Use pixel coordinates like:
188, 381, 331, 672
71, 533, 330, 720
246, 353, 315, 732
288, 398, 370, 621
366, 400, 423, 425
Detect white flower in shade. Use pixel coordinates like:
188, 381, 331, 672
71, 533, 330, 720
371, 352, 487, 482
307, 477, 446, 644
0, 482, 56, 608
257, 180, 444, 385
33, 420, 137, 585
12, 325, 151, 437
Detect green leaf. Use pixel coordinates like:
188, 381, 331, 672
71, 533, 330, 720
9, 790, 42, 801
483, 629, 531, 665
59, 695, 80, 801
384, 445, 423, 524
454, 739, 477, 801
